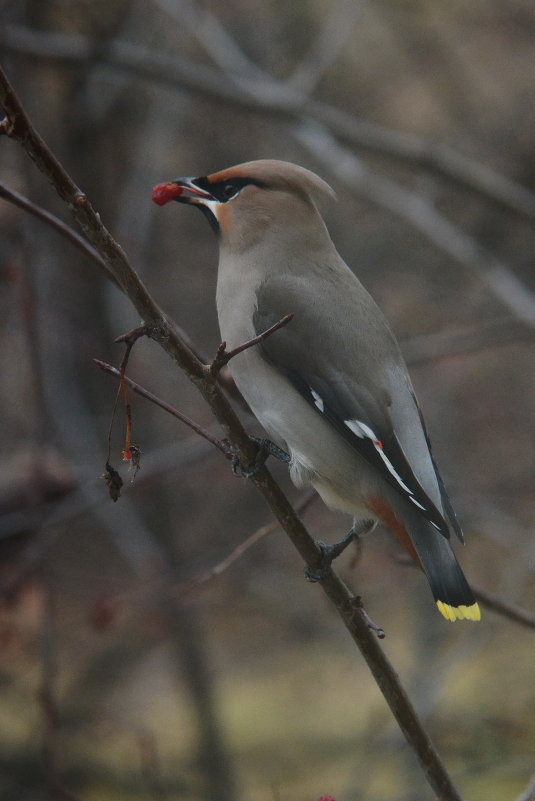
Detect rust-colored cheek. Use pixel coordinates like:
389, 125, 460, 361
367, 495, 422, 569
216, 202, 231, 236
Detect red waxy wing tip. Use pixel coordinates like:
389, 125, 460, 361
151, 182, 183, 205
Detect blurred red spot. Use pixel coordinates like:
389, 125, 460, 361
316, 797, 337, 801
90, 596, 120, 632
151, 182, 182, 205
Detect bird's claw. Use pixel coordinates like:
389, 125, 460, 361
305, 530, 356, 582
231, 437, 290, 478
250, 437, 290, 464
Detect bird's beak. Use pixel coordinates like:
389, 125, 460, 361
151, 178, 215, 206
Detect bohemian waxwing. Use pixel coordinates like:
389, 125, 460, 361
152, 159, 480, 622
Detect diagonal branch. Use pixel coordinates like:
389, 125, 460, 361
0, 180, 120, 287
294, 121, 535, 326
0, 62, 466, 801
175, 490, 317, 600
0, 181, 246, 400
93, 359, 233, 458
210, 314, 294, 376
284, 0, 368, 93
474, 585, 535, 630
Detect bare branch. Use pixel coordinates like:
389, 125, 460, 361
3, 22, 535, 223
1, 63, 466, 801
175, 490, 317, 599
0, 182, 241, 403
402, 317, 535, 367
473, 585, 535, 631
0, 180, 121, 287
295, 121, 535, 326
285, 0, 369, 94
210, 314, 294, 376
153, 0, 267, 81
398, 551, 535, 632
93, 359, 233, 458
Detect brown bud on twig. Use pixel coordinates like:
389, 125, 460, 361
102, 462, 123, 502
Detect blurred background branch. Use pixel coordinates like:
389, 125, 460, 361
3, 21, 535, 221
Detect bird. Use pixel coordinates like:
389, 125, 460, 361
152, 159, 480, 622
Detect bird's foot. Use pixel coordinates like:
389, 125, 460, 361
305, 519, 375, 581
305, 529, 356, 582
231, 437, 290, 478
250, 437, 291, 464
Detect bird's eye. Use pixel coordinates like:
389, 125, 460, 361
223, 183, 238, 200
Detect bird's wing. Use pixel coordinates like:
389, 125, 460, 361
253, 272, 450, 537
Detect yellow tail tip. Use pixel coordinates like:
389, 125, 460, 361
436, 600, 481, 622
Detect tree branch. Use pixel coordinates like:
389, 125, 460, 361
474, 585, 535, 631
0, 181, 246, 402
284, 0, 368, 94
294, 121, 535, 326
401, 317, 535, 367
210, 314, 294, 376
0, 180, 120, 287
93, 359, 233, 458
1, 63, 466, 801
175, 490, 317, 600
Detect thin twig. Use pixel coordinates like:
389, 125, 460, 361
295, 121, 535, 326
175, 490, 317, 599
0, 182, 243, 401
474, 585, 535, 631
0, 180, 121, 287
1, 63, 466, 801
285, 0, 368, 94
402, 317, 535, 367
114, 325, 150, 463
397, 552, 535, 632
93, 359, 233, 458
210, 314, 294, 376
350, 597, 385, 640
115, 325, 150, 348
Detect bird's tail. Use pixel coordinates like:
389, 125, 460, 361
408, 520, 481, 621
368, 496, 481, 621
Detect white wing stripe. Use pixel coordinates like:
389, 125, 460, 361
374, 443, 415, 496
345, 419, 374, 439
408, 496, 427, 511
310, 389, 325, 413
345, 418, 426, 507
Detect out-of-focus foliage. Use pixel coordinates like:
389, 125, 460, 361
1, 0, 535, 799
